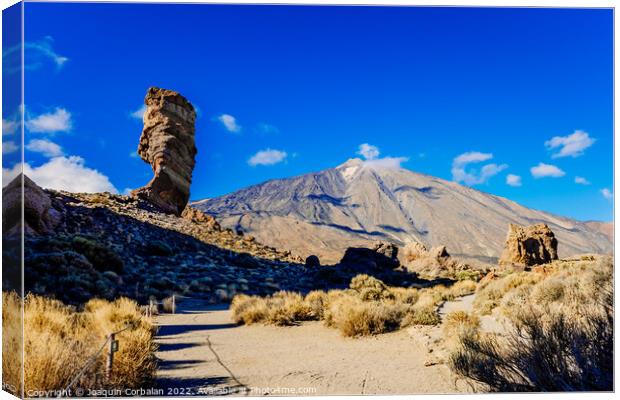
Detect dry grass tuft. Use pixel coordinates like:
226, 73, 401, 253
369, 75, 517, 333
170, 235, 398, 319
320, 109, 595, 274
442, 311, 480, 348
231, 274, 477, 337
2, 292, 157, 394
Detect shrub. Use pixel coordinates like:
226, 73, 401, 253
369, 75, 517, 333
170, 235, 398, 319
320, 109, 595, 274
162, 296, 176, 313
449, 300, 613, 391
442, 311, 480, 348
349, 274, 394, 301
2, 292, 22, 395
446, 280, 477, 298
231, 295, 268, 325
324, 296, 406, 337
305, 290, 329, 319
231, 291, 313, 326
2, 292, 157, 393
450, 256, 613, 391
229, 274, 472, 336
530, 277, 564, 305
71, 236, 124, 273
402, 303, 441, 326
455, 269, 481, 282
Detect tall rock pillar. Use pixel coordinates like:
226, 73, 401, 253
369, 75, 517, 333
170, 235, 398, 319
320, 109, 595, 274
131, 87, 197, 215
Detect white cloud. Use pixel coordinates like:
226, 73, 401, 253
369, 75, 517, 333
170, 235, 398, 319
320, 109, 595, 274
218, 114, 241, 133
574, 176, 590, 185
364, 156, 409, 169
122, 188, 133, 195
357, 143, 380, 160
130, 105, 147, 120
355, 143, 408, 169
26, 108, 72, 133
545, 130, 595, 158
26, 139, 64, 157
530, 162, 565, 178
3, 141, 19, 154
3, 163, 21, 187
3, 156, 117, 193
453, 151, 493, 166
257, 123, 279, 134
506, 174, 522, 187
248, 148, 287, 166
451, 151, 507, 185
2, 119, 19, 135
3, 37, 68, 74
129, 151, 140, 158
601, 188, 613, 201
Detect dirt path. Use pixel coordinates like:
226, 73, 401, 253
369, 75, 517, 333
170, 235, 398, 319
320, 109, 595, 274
438, 294, 504, 333
155, 298, 468, 396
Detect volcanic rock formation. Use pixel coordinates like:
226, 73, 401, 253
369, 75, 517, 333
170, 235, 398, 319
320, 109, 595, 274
499, 223, 559, 266
2, 174, 61, 235
131, 87, 197, 216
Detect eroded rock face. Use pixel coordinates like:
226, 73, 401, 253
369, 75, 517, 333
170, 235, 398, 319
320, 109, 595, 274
499, 223, 559, 266
2, 174, 61, 235
131, 87, 197, 215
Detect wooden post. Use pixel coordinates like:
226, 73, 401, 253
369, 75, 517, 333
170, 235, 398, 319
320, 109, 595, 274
106, 333, 116, 381
172, 295, 176, 314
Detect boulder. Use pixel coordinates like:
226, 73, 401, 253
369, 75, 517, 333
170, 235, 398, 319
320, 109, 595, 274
401, 241, 428, 263
2, 174, 61, 235
131, 87, 197, 216
305, 255, 320, 268
499, 223, 559, 266
339, 241, 400, 271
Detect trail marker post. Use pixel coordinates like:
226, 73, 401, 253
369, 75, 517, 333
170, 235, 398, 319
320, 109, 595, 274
106, 333, 119, 381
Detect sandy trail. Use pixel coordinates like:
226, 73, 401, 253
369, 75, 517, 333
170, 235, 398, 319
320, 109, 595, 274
439, 294, 504, 334
155, 298, 467, 396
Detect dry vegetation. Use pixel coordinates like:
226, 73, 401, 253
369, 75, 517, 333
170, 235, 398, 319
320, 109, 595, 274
448, 255, 613, 391
231, 274, 477, 337
2, 292, 157, 395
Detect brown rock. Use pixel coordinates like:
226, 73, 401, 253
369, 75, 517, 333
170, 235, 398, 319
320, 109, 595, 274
2, 174, 61, 235
181, 206, 221, 230
402, 241, 428, 263
131, 87, 197, 215
499, 223, 559, 266
429, 245, 450, 259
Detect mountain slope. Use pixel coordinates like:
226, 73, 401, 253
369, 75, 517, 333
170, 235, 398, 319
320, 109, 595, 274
194, 158, 612, 264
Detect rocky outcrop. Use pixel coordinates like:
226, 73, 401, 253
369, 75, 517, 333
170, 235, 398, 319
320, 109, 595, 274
131, 87, 197, 216
429, 245, 450, 259
499, 223, 559, 266
401, 241, 428, 263
181, 206, 221, 231
2, 174, 61, 235
340, 241, 400, 272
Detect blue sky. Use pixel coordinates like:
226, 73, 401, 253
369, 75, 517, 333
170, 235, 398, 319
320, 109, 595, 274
2, 3, 613, 221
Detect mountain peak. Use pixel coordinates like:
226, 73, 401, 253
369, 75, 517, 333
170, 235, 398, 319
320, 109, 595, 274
336, 158, 364, 169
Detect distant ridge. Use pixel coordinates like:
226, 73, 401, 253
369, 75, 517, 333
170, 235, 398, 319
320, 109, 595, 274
194, 159, 613, 264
